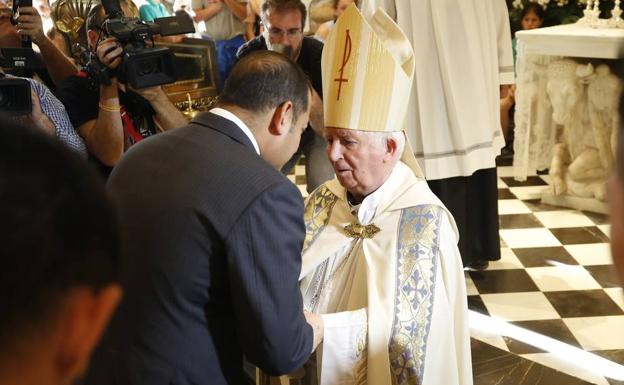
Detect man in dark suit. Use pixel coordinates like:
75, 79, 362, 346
84, 50, 323, 385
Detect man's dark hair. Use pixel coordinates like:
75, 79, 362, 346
261, 0, 307, 31
218, 50, 310, 122
0, 116, 120, 352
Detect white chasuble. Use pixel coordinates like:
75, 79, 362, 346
300, 163, 473, 385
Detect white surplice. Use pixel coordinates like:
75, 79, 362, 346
300, 162, 472, 385
360, 0, 514, 180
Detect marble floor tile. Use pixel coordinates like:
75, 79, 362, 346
499, 228, 561, 249
550, 227, 610, 245
465, 274, 480, 296
471, 339, 594, 385
600, 224, 612, 238
497, 178, 508, 189
468, 295, 490, 316
498, 188, 517, 200
297, 185, 307, 198
534, 211, 596, 229
499, 213, 543, 229
604, 288, 624, 312
523, 199, 563, 212
511, 319, 582, 349
469, 269, 539, 294
583, 211, 611, 225
565, 243, 613, 265
508, 185, 549, 200
564, 316, 624, 351
501, 176, 549, 187
499, 199, 533, 215
521, 353, 611, 385
586, 265, 621, 288
545, 290, 624, 318
525, 266, 602, 292
480, 292, 560, 321
503, 335, 546, 355
592, 349, 624, 367
513, 247, 579, 267
487, 248, 525, 270
539, 174, 553, 184
497, 166, 516, 178
471, 333, 509, 352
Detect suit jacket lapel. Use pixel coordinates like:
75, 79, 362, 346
191, 111, 257, 152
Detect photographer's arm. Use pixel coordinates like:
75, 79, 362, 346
222, 0, 246, 21
77, 80, 124, 166
136, 86, 188, 131
75, 38, 125, 166
17, 7, 78, 86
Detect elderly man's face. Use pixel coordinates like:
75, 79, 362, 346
262, 8, 303, 61
326, 127, 395, 202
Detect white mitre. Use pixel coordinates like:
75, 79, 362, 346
321, 3, 423, 179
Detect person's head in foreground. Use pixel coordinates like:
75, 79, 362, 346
0, 117, 122, 385
217, 50, 312, 169
321, 3, 421, 202
610, 95, 624, 283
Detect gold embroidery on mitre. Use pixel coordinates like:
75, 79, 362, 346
344, 223, 381, 239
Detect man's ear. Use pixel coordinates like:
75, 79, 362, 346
268, 101, 294, 136
384, 135, 399, 162
55, 285, 122, 382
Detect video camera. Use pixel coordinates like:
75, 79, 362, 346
0, 0, 41, 72
0, 0, 34, 116
0, 74, 31, 116
90, 0, 194, 89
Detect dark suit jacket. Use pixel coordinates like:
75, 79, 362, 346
85, 112, 313, 385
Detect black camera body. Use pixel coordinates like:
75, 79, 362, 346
92, 0, 194, 89
103, 16, 176, 89
0, 76, 32, 115
0, 0, 42, 73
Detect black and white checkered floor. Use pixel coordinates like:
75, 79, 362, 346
290, 158, 624, 385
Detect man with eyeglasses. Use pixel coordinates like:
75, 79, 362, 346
237, 0, 334, 194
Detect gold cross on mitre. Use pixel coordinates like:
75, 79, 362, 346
321, 3, 425, 179
344, 223, 381, 239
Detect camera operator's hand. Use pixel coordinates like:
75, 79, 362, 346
15, 90, 55, 136
97, 37, 123, 71
15, 6, 45, 45
129, 84, 167, 103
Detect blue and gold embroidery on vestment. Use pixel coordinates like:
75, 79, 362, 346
389, 205, 443, 385
303, 185, 338, 253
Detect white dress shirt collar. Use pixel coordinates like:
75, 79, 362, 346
210, 107, 260, 155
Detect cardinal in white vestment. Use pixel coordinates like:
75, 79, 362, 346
298, 5, 472, 385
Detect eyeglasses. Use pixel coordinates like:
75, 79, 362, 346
265, 26, 302, 39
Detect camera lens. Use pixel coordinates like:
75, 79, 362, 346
136, 57, 161, 76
